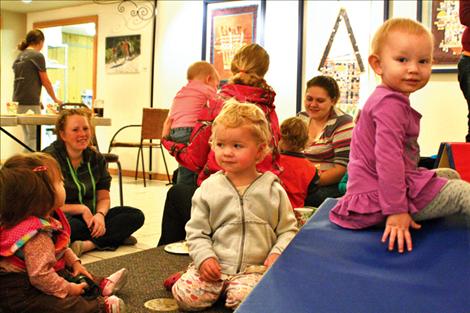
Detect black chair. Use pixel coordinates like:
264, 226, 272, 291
59, 103, 124, 206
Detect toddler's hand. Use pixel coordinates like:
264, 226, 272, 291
199, 257, 221, 282
68, 282, 88, 296
264, 253, 280, 268
382, 213, 421, 253
72, 261, 93, 280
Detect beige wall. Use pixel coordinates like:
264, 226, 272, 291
1, 1, 467, 169
0, 10, 26, 161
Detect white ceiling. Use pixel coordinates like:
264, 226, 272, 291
0, 0, 91, 14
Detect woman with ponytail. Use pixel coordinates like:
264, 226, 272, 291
158, 43, 281, 245
13, 29, 62, 150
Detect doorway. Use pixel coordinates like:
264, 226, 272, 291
33, 16, 98, 107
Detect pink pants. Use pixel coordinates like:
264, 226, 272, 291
172, 263, 264, 311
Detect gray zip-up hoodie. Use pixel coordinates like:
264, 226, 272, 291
185, 171, 298, 274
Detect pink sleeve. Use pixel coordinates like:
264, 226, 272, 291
371, 95, 409, 215
23, 232, 72, 298
63, 248, 80, 267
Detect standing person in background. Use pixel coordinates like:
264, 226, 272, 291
13, 29, 62, 150
298, 76, 354, 207
458, 0, 470, 142
163, 61, 220, 186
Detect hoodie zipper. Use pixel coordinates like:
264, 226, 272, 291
224, 174, 265, 273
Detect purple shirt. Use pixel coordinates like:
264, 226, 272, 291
169, 80, 216, 128
330, 85, 446, 229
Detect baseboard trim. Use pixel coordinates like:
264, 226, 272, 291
108, 168, 172, 182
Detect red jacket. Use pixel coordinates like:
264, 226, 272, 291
163, 83, 281, 185
279, 152, 318, 208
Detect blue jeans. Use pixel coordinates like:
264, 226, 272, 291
457, 55, 470, 142
169, 127, 198, 186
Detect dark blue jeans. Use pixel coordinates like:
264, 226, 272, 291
67, 206, 145, 250
457, 55, 470, 142
169, 127, 198, 186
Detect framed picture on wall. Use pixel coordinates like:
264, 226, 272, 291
105, 34, 141, 74
202, 0, 266, 81
418, 0, 464, 73
301, 1, 389, 116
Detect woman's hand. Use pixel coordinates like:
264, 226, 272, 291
264, 253, 280, 268
89, 213, 106, 238
68, 282, 88, 296
71, 261, 93, 280
382, 213, 421, 253
199, 257, 221, 282
81, 205, 94, 228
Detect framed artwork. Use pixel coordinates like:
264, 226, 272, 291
202, 0, 266, 81
418, 0, 464, 73
105, 34, 141, 74
301, 1, 389, 116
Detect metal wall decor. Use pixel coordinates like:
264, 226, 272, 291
318, 8, 365, 117
93, 0, 156, 28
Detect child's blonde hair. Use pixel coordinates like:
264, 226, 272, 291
212, 99, 271, 158
0, 153, 61, 228
371, 18, 434, 56
187, 61, 217, 80
280, 117, 309, 152
229, 43, 270, 89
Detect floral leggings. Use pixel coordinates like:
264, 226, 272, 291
172, 263, 264, 311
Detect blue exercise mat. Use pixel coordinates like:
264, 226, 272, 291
236, 198, 470, 313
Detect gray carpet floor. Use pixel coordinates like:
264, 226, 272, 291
86, 247, 231, 313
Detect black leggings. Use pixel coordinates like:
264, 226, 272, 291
68, 206, 145, 250
304, 184, 342, 208
158, 184, 197, 246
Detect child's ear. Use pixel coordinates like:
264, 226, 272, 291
368, 54, 383, 75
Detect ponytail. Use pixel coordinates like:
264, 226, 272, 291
17, 40, 29, 51
18, 29, 45, 51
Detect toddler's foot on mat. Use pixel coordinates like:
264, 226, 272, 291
101, 268, 128, 296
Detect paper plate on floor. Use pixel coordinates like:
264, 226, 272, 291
144, 298, 179, 311
164, 241, 189, 255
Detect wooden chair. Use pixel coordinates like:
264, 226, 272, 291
108, 108, 171, 187
59, 103, 124, 206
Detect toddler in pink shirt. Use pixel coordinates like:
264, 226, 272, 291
165, 61, 219, 186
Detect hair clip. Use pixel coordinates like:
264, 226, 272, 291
32, 165, 48, 172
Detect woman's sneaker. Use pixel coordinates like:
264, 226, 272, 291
101, 268, 128, 296
105, 295, 126, 313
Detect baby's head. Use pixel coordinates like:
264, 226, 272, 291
0, 153, 63, 228
369, 18, 433, 95
279, 117, 309, 153
229, 43, 270, 88
211, 99, 271, 169
187, 61, 220, 89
